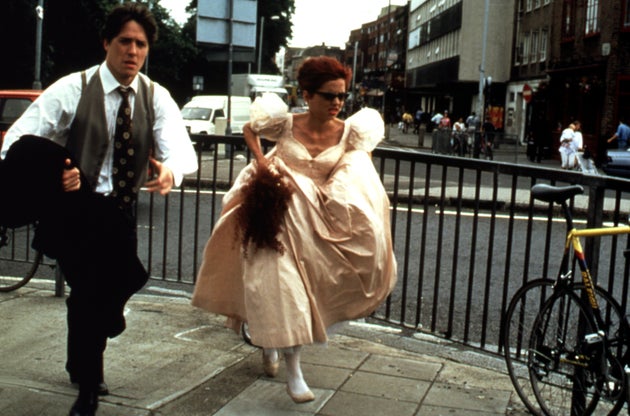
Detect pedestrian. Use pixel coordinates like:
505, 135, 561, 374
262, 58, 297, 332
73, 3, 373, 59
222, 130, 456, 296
559, 122, 576, 169
430, 111, 443, 129
453, 116, 466, 133
413, 107, 423, 134
192, 56, 397, 404
0, 3, 198, 415
571, 121, 593, 172
571, 121, 583, 154
438, 110, 451, 130
465, 111, 480, 133
451, 116, 467, 155
402, 111, 413, 133
482, 116, 495, 141
466, 111, 481, 157
527, 83, 550, 162
607, 119, 630, 149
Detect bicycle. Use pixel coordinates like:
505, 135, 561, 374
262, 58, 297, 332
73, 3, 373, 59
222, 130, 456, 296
451, 131, 469, 157
0, 224, 43, 291
479, 132, 493, 160
502, 183, 630, 415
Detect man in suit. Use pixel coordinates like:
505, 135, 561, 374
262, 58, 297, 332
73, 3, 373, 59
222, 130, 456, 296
0, 3, 197, 415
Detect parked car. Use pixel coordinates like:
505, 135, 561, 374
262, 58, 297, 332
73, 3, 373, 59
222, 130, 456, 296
0, 89, 42, 149
181, 95, 251, 135
601, 148, 630, 178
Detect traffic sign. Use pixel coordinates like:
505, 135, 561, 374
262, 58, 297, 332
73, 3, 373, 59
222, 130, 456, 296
523, 83, 533, 103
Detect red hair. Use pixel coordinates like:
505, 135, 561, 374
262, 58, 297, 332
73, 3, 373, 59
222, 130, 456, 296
297, 56, 352, 93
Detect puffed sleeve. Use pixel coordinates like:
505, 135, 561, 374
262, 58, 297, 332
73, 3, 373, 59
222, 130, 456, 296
345, 108, 385, 152
248, 93, 290, 141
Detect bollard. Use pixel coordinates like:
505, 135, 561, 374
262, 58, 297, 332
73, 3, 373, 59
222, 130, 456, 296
417, 125, 425, 147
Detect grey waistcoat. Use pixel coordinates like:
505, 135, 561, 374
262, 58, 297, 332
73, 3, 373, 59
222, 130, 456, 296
66, 70, 154, 192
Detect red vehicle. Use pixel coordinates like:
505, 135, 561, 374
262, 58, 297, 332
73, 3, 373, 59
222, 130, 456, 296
0, 89, 42, 149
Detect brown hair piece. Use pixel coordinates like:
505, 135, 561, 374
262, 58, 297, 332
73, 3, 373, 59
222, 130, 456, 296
235, 165, 294, 256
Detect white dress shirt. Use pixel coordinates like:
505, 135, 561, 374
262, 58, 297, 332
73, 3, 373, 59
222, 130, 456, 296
1, 64, 198, 194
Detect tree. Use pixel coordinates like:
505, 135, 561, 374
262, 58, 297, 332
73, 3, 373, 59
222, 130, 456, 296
180, 0, 294, 96
0, 0, 295, 102
257, 0, 295, 74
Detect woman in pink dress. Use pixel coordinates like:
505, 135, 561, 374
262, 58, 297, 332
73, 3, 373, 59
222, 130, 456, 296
192, 56, 397, 403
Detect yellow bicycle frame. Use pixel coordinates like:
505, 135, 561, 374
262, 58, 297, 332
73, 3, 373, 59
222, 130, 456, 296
566, 226, 630, 310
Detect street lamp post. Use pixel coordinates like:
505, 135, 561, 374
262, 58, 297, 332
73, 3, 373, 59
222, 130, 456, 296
257, 15, 279, 74
473, 0, 490, 158
257, 16, 265, 74
33, 0, 44, 90
477, 0, 490, 118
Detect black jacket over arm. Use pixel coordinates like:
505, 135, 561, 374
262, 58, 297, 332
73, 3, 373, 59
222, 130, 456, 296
0, 135, 148, 337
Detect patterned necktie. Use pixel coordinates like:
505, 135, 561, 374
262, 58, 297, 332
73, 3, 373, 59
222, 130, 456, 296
112, 86, 136, 211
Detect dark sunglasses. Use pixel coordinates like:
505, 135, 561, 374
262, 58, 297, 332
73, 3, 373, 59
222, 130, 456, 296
314, 91, 349, 101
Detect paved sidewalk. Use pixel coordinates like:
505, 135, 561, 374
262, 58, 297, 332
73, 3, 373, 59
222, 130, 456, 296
383, 125, 558, 168
0, 282, 529, 416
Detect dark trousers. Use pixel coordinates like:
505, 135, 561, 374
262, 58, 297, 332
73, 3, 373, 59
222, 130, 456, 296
61, 197, 139, 391
65, 292, 107, 388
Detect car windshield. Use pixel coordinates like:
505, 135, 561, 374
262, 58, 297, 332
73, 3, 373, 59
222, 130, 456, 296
181, 107, 212, 121
1, 98, 33, 123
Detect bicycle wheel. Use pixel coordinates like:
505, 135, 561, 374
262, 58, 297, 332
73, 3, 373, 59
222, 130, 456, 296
529, 289, 626, 415
503, 278, 555, 415
503, 279, 627, 415
0, 226, 41, 292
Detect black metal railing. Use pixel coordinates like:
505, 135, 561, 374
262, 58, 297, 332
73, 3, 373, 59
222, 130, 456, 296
164, 134, 630, 356
5, 133, 630, 357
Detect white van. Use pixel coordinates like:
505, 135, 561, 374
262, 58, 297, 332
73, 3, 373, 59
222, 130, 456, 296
181, 95, 251, 135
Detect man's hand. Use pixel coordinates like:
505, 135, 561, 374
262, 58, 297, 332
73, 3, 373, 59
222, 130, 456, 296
61, 158, 81, 192
145, 157, 174, 195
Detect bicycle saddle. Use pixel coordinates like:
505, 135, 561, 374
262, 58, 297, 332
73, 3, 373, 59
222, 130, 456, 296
531, 184, 584, 205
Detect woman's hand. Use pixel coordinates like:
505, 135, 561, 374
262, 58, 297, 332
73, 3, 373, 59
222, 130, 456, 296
61, 158, 81, 192
144, 157, 174, 195
243, 123, 268, 170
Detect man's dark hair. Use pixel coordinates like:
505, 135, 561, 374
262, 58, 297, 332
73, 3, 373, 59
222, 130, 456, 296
102, 2, 158, 46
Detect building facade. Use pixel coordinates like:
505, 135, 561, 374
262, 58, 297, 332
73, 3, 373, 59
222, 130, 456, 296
343, 5, 408, 120
406, 0, 515, 128
543, 0, 629, 162
506, 0, 553, 145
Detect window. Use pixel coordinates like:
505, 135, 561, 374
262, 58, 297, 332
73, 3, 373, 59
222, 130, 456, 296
526, 0, 532, 12
562, 0, 576, 39
408, 27, 420, 49
0, 99, 33, 123
540, 29, 548, 61
531, 31, 538, 62
585, 0, 600, 34
625, 0, 630, 28
514, 32, 522, 65
534, 0, 541, 8
523, 32, 530, 64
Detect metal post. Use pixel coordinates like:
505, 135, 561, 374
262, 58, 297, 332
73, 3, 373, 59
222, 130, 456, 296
226, 0, 233, 136
381, 0, 391, 120
33, 0, 44, 90
145, 0, 152, 75
257, 16, 264, 74
351, 41, 358, 114
477, 0, 490, 119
